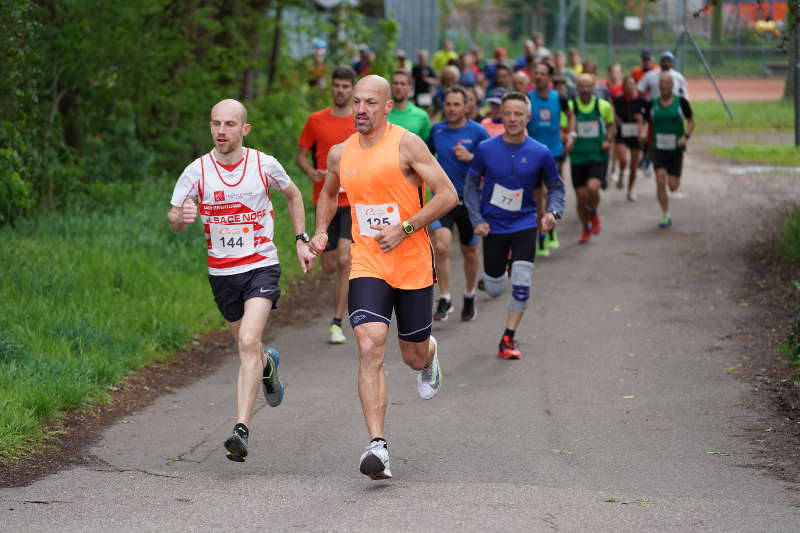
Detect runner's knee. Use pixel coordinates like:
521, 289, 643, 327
237, 332, 262, 356
508, 261, 533, 312
484, 272, 507, 298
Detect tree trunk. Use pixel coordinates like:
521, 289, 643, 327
784, 5, 798, 100
711, 0, 723, 46
266, 4, 283, 89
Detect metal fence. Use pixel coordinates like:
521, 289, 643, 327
384, 0, 440, 58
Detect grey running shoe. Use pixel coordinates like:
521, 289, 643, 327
433, 297, 452, 321
262, 348, 285, 407
417, 336, 442, 400
224, 423, 249, 462
359, 440, 392, 480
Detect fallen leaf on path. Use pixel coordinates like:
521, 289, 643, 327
613, 306, 621, 312
623, 395, 635, 399
705, 451, 731, 456
551, 449, 573, 455
603, 498, 618, 503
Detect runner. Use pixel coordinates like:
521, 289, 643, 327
638, 51, 689, 100
296, 66, 357, 344
612, 76, 648, 200
167, 99, 315, 463
464, 92, 566, 359
411, 50, 437, 111
631, 49, 659, 84
528, 62, 575, 257
309, 75, 457, 480
650, 72, 694, 228
428, 86, 490, 321
388, 69, 432, 141
568, 74, 616, 244
480, 88, 507, 137
632, 49, 659, 178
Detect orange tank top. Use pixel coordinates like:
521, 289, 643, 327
340, 123, 433, 289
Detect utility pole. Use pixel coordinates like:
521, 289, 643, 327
794, 15, 800, 146
578, 0, 586, 51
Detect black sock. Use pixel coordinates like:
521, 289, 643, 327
549, 228, 555, 239
504, 328, 515, 340
332, 317, 343, 327
233, 423, 249, 437
371, 437, 387, 448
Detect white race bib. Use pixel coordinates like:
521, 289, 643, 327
621, 123, 638, 138
656, 133, 677, 150
577, 120, 600, 138
416, 93, 433, 107
355, 203, 401, 236
210, 224, 255, 255
490, 183, 523, 212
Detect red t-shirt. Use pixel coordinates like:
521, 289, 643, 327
607, 82, 624, 99
297, 107, 355, 206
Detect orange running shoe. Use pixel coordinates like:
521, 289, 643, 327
578, 228, 591, 244
590, 212, 601, 234
497, 335, 522, 360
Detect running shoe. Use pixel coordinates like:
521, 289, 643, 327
659, 214, 672, 228
626, 191, 636, 202
536, 237, 550, 257
433, 297, 453, 321
497, 335, 522, 360
546, 230, 560, 250
616, 174, 625, 189
224, 423, 249, 463
359, 440, 392, 480
417, 336, 442, 400
262, 348, 285, 407
328, 323, 346, 344
478, 279, 486, 292
590, 212, 602, 235
461, 295, 477, 321
578, 228, 591, 244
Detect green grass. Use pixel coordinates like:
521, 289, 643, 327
710, 144, 800, 166
780, 208, 800, 262
692, 100, 793, 134
0, 178, 310, 460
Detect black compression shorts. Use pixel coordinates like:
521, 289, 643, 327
208, 265, 281, 322
437, 204, 478, 246
482, 227, 537, 278
570, 162, 607, 190
348, 277, 433, 343
654, 149, 684, 178
319, 206, 353, 251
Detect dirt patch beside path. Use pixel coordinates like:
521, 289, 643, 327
0, 272, 336, 488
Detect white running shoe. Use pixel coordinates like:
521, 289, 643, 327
359, 440, 392, 480
328, 323, 346, 344
417, 336, 442, 400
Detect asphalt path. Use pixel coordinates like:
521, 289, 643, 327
2, 139, 799, 531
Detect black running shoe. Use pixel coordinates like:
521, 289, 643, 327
224, 423, 249, 463
433, 297, 452, 321
461, 295, 477, 321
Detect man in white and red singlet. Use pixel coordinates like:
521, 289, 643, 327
167, 99, 315, 463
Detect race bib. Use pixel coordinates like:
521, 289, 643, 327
416, 93, 433, 107
577, 120, 600, 138
490, 183, 523, 212
621, 123, 638, 138
656, 133, 677, 150
355, 203, 401, 236
538, 108, 552, 122
210, 224, 255, 255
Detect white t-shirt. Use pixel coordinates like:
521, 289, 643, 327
637, 69, 689, 100
170, 147, 293, 276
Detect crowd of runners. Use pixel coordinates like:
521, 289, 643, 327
166, 34, 695, 479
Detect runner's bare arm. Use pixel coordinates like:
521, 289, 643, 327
296, 146, 324, 182
309, 142, 344, 254
167, 199, 197, 232
399, 132, 457, 230
280, 181, 315, 273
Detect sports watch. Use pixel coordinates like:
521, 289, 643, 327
548, 211, 561, 220
295, 232, 310, 243
401, 220, 415, 236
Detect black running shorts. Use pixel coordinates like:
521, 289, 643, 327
654, 149, 684, 178
483, 227, 537, 278
615, 136, 641, 151
318, 205, 353, 251
437, 204, 478, 247
208, 265, 281, 323
570, 161, 607, 190
348, 277, 433, 343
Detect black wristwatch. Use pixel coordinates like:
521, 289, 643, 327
401, 220, 415, 235
548, 211, 561, 220
295, 232, 310, 243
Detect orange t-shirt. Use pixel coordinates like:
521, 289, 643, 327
297, 107, 355, 206
339, 124, 434, 289
632, 65, 659, 83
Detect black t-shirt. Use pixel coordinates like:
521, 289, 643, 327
613, 95, 649, 123
412, 64, 436, 94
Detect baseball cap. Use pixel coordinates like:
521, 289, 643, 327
494, 47, 507, 58
487, 88, 506, 104
661, 50, 675, 61
641, 49, 652, 59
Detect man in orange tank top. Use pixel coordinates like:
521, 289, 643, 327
309, 75, 458, 481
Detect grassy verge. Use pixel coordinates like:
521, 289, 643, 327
0, 178, 309, 460
692, 100, 793, 134
777, 208, 800, 364
710, 144, 800, 166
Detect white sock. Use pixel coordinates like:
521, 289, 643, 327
440, 293, 451, 302
464, 290, 476, 298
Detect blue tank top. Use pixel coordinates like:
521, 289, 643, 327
527, 89, 564, 158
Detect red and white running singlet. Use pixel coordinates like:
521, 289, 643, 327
170, 147, 294, 276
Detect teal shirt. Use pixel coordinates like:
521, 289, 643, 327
388, 103, 432, 141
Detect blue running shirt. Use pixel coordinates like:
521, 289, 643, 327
464, 136, 566, 234
528, 89, 565, 158
428, 119, 490, 197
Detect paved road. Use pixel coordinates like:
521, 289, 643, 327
2, 140, 799, 531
